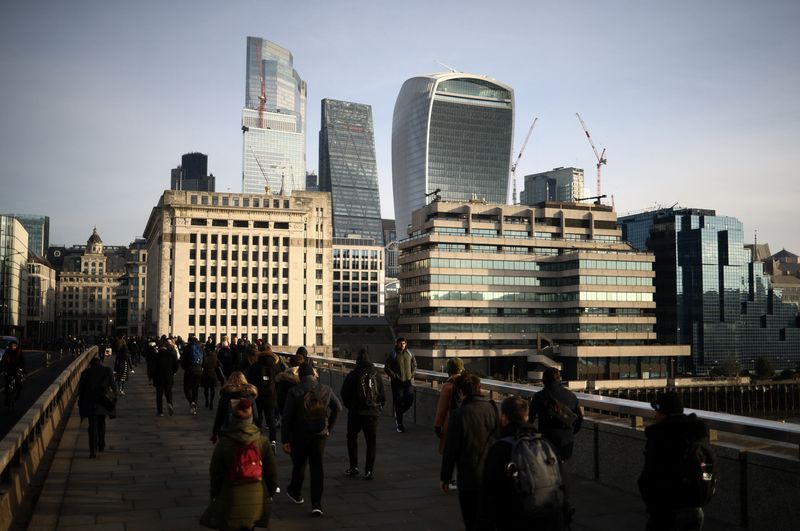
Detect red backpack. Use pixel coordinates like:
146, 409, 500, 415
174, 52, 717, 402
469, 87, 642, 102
231, 442, 263, 485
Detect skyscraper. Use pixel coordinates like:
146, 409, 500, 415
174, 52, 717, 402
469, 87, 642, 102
319, 99, 383, 244
170, 152, 215, 192
6, 213, 49, 258
520, 167, 586, 205
241, 37, 306, 195
392, 73, 514, 237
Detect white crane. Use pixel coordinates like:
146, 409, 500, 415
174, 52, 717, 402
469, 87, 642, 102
510, 117, 538, 204
576, 113, 607, 199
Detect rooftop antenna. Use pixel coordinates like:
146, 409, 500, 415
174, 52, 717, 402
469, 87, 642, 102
435, 60, 458, 73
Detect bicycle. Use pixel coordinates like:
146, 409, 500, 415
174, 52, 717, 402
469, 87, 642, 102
5, 368, 24, 411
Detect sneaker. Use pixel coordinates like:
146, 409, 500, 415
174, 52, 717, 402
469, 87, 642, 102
119, 390, 125, 396
270, 441, 277, 455
190, 403, 197, 415
364, 471, 374, 480
286, 490, 304, 504
130, 369, 135, 374
449, 479, 458, 490
344, 467, 359, 477
157, 412, 164, 417
396, 424, 405, 433
167, 403, 174, 416
311, 506, 323, 517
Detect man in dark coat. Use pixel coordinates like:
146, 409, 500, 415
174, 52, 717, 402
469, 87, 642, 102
78, 356, 116, 458
152, 337, 179, 416
638, 391, 709, 531
530, 367, 583, 461
440, 372, 499, 531
340, 349, 386, 480
281, 362, 342, 517
246, 346, 280, 443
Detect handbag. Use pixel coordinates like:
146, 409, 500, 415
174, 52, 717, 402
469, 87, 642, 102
98, 383, 117, 413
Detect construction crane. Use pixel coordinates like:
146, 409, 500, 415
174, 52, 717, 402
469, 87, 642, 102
425, 188, 442, 203
576, 113, 607, 199
510, 117, 538, 204
575, 194, 607, 205
258, 71, 267, 129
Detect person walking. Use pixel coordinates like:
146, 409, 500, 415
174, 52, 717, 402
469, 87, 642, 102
78, 356, 116, 458
212, 371, 258, 444
340, 349, 386, 480
201, 341, 223, 410
181, 336, 205, 415
530, 368, 583, 461
200, 398, 278, 531
434, 357, 465, 455
246, 345, 281, 445
638, 391, 713, 531
440, 372, 500, 531
152, 336, 179, 416
281, 362, 342, 517
384, 337, 416, 433
113, 347, 131, 395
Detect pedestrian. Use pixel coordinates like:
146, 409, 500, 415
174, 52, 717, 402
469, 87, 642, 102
281, 362, 342, 517
340, 348, 386, 480
483, 396, 566, 530
1, 339, 25, 408
440, 372, 499, 531
202, 341, 223, 410
212, 371, 258, 444
217, 337, 234, 379
384, 337, 417, 433
530, 368, 583, 461
638, 391, 715, 531
113, 347, 131, 395
434, 357, 465, 455
152, 336, 179, 416
246, 344, 281, 446
181, 335, 205, 415
200, 398, 278, 531
78, 356, 117, 458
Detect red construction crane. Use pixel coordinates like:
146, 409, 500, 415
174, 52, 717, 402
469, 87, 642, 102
510, 117, 538, 204
576, 113, 607, 199
258, 64, 267, 129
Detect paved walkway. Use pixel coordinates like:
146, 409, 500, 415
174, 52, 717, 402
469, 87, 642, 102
27, 367, 732, 530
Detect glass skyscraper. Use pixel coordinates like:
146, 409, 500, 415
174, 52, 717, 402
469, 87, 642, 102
392, 73, 514, 238
618, 208, 800, 374
319, 99, 383, 245
241, 37, 306, 195
7, 213, 49, 258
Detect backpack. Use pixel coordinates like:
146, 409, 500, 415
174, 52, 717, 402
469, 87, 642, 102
231, 441, 263, 485
540, 391, 577, 430
301, 388, 328, 434
189, 343, 203, 366
502, 432, 564, 518
357, 370, 379, 409
676, 439, 717, 507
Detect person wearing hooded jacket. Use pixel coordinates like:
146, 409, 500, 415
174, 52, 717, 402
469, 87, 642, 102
201, 398, 278, 531
638, 391, 709, 531
340, 349, 386, 480
212, 371, 258, 444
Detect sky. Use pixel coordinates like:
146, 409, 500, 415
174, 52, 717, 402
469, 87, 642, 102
1, 0, 799, 252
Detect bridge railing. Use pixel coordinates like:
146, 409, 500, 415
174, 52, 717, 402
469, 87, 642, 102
310, 354, 800, 530
0, 347, 96, 531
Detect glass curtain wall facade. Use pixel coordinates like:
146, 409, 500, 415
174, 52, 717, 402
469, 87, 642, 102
319, 99, 383, 244
8, 214, 49, 258
520, 167, 585, 205
242, 37, 306, 195
619, 208, 800, 374
392, 73, 514, 238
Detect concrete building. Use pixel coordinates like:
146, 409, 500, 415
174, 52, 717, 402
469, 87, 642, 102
764, 248, 800, 309
170, 152, 215, 192
0, 216, 29, 337
115, 238, 148, 337
392, 72, 514, 238
241, 37, 306, 195
618, 208, 800, 374
332, 234, 385, 318
319, 99, 383, 244
398, 200, 689, 381
142, 190, 332, 353
56, 229, 126, 338
5, 213, 49, 258
26, 254, 56, 347
382, 218, 399, 279
520, 167, 586, 205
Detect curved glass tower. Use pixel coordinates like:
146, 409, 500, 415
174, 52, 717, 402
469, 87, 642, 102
392, 73, 514, 237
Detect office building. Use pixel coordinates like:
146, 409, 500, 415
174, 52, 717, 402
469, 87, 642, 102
0, 216, 29, 337
520, 167, 586, 205
399, 200, 688, 380
306, 171, 319, 192
319, 99, 383, 244
392, 72, 514, 237
332, 234, 385, 318
115, 238, 148, 337
765, 249, 800, 309
618, 208, 800, 374
26, 254, 56, 346
382, 218, 399, 278
170, 152, 215, 192
5, 213, 49, 258
241, 37, 306, 195
143, 190, 332, 353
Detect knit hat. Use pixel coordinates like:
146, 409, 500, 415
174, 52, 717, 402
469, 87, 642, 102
299, 362, 315, 378
445, 357, 464, 376
651, 391, 683, 416
233, 398, 253, 419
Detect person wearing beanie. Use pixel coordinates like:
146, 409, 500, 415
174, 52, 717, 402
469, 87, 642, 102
281, 361, 342, 517
201, 397, 278, 531
433, 357, 465, 456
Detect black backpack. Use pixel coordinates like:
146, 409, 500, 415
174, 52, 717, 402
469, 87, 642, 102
357, 370, 380, 409
301, 387, 328, 434
502, 432, 565, 518
540, 391, 577, 430
675, 439, 717, 507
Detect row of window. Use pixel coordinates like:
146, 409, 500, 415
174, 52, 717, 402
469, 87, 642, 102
400, 306, 653, 318
403, 323, 654, 334
401, 290, 654, 303
190, 195, 291, 210
190, 234, 290, 246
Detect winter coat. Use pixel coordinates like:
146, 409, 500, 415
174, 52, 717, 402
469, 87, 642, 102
638, 413, 709, 514
281, 376, 342, 443
384, 348, 416, 382
151, 346, 179, 388
201, 351, 221, 388
340, 360, 386, 417
114, 352, 130, 382
78, 361, 116, 418
434, 374, 462, 455
440, 395, 499, 492
530, 382, 583, 456
212, 383, 258, 437
0, 345, 25, 374
246, 354, 280, 409
200, 420, 277, 531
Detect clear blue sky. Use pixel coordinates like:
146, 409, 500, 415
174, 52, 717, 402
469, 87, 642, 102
1, 0, 798, 253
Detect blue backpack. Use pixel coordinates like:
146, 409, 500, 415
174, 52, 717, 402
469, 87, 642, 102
189, 343, 203, 366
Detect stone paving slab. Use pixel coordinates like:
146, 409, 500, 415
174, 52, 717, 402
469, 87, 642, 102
27, 366, 741, 531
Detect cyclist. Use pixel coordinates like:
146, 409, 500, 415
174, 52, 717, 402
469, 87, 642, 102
1, 339, 26, 407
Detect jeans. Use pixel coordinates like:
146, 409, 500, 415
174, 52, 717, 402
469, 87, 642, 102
87, 414, 106, 454
183, 367, 202, 405
155, 384, 173, 414
346, 413, 378, 472
391, 379, 414, 426
288, 436, 327, 506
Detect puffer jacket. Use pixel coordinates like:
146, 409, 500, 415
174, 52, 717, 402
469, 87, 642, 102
440, 394, 499, 491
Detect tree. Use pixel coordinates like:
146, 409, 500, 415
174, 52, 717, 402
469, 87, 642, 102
754, 357, 775, 379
